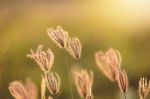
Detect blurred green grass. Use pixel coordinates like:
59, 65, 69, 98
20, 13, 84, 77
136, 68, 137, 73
0, 0, 150, 99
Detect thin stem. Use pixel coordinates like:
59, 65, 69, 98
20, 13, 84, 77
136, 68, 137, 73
64, 52, 74, 99
124, 93, 126, 99
41, 78, 46, 99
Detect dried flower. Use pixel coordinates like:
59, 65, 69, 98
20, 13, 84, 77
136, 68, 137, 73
27, 45, 54, 72
9, 81, 29, 99
95, 48, 121, 82
44, 71, 61, 95
47, 26, 68, 48
117, 69, 128, 94
67, 37, 82, 59
73, 68, 93, 99
9, 80, 38, 99
139, 78, 150, 99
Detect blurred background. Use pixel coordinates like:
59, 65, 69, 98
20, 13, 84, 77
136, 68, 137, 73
0, 0, 150, 99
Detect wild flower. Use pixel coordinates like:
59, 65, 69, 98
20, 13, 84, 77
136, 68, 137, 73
73, 68, 93, 99
43, 71, 61, 96
9, 81, 28, 99
9, 26, 149, 99
9, 79, 38, 99
47, 26, 82, 59
27, 45, 54, 72
117, 69, 129, 94
95, 48, 121, 82
67, 37, 82, 59
47, 26, 68, 48
47, 26, 82, 99
139, 78, 150, 99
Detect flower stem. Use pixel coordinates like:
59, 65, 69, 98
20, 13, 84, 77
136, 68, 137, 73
124, 93, 126, 99
65, 53, 74, 99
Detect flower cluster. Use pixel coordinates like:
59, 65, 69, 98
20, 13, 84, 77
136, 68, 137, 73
8, 26, 150, 99
47, 26, 81, 59
95, 48, 129, 96
27, 45, 61, 99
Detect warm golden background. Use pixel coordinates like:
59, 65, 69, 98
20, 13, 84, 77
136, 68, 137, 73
0, 0, 150, 99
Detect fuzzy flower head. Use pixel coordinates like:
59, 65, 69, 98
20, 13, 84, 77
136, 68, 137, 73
67, 37, 82, 59
9, 81, 29, 99
43, 71, 61, 95
95, 48, 121, 82
73, 68, 93, 99
27, 45, 54, 72
117, 69, 129, 94
9, 79, 38, 99
47, 26, 68, 48
139, 78, 150, 99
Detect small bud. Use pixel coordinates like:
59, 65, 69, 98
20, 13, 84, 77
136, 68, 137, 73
67, 37, 82, 59
9, 81, 28, 99
95, 48, 121, 82
73, 68, 93, 99
27, 45, 54, 72
44, 72, 61, 95
139, 78, 150, 99
117, 70, 128, 94
47, 26, 68, 48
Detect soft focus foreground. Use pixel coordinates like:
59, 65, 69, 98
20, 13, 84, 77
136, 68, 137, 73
0, 0, 150, 99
